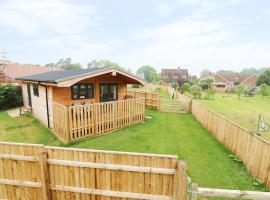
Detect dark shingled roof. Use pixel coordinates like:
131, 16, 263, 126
17, 67, 109, 83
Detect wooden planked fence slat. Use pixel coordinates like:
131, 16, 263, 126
0, 142, 189, 200
127, 91, 160, 110
53, 97, 145, 143
190, 100, 270, 189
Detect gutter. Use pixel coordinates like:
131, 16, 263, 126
40, 84, 50, 128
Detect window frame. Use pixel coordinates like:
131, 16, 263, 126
33, 83, 39, 97
71, 83, 94, 100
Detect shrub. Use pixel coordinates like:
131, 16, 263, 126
0, 84, 23, 110
244, 87, 257, 97
204, 88, 215, 100
171, 82, 180, 91
190, 85, 202, 99
236, 84, 245, 99
182, 82, 191, 93
260, 83, 270, 100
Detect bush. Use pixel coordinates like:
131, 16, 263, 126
0, 84, 23, 110
171, 82, 179, 91
190, 85, 202, 99
204, 88, 215, 100
182, 82, 191, 93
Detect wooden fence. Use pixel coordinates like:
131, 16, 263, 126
191, 101, 270, 188
179, 95, 192, 112
53, 97, 145, 143
0, 142, 189, 200
127, 91, 160, 110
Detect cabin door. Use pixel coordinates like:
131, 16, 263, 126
27, 83, 32, 107
99, 83, 118, 102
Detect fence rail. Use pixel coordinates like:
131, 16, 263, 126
190, 100, 270, 189
127, 91, 160, 110
53, 97, 145, 143
0, 142, 189, 200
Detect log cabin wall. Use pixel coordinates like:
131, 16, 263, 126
52, 73, 128, 106
21, 82, 53, 127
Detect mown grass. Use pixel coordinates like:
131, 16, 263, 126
196, 93, 270, 141
0, 109, 267, 199
0, 111, 62, 146
71, 110, 267, 193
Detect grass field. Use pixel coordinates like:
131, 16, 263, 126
0, 109, 266, 194
196, 93, 270, 141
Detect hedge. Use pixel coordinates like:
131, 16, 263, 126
0, 84, 23, 110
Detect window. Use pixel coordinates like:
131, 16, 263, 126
216, 84, 225, 88
71, 83, 94, 100
33, 84, 39, 97
173, 75, 179, 79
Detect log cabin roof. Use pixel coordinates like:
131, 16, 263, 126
17, 67, 147, 86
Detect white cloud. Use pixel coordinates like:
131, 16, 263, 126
0, 0, 97, 34
125, 18, 270, 75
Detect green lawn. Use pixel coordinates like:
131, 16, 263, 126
0, 111, 62, 146
0, 109, 267, 197
196, 93, 270, 141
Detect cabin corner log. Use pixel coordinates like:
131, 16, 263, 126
53, 97, 145, 143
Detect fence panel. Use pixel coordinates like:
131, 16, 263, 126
53, 97, 145, 143
192, 102, 270, 188
127, 91, 160, 110
0, 142, 189, 200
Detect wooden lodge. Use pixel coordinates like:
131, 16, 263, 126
17, 68, 147, 143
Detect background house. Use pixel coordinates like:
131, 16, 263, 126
161, 67, 189, 86
211, 72, 258, 92
0, 61, 60, 84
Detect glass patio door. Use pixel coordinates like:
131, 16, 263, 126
99, 83, 118, 102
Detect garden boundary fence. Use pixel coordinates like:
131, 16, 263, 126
179, 95, 270, 189
0, 142, 189, 200
127, 90, 160, 110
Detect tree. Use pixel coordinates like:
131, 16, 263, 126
236, 84, 245, 99
151, 73, 161, 83
49, 57, 82, 70
200, 69, 211, 78
260, 83, 269, 100
199, 76, 214, 90
257, 70, 270, 86
61, 63, 82, 70
87, 59, 125, 71
182, 82, 191, 93
136, 65, 157, 82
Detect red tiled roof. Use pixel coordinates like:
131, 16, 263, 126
1, 64, 62, 79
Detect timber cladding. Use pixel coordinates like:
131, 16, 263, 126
126, 91, 160, 110
53, 97, 145, 143
191, 101, 270, 189
0, 142, 189, 200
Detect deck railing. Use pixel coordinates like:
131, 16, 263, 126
53, 97, 145, 143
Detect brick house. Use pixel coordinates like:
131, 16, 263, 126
161, 67, 189, 86
211, 72, 258, 93
0, 62, 60, 84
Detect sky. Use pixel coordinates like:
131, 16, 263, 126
0, 0, 270, 76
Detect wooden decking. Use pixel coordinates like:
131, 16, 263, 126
53, 97, 145, 143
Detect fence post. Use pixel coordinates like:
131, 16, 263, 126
191, 183, 198, 200
172, 161, 188, 200
38, 151, 51, 200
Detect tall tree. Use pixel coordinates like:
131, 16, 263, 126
257, 70, 270, 86
49, 57, 82, 70
200, 69, 211, 78
136, 65, 157, 82
87, 59, 125, 71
